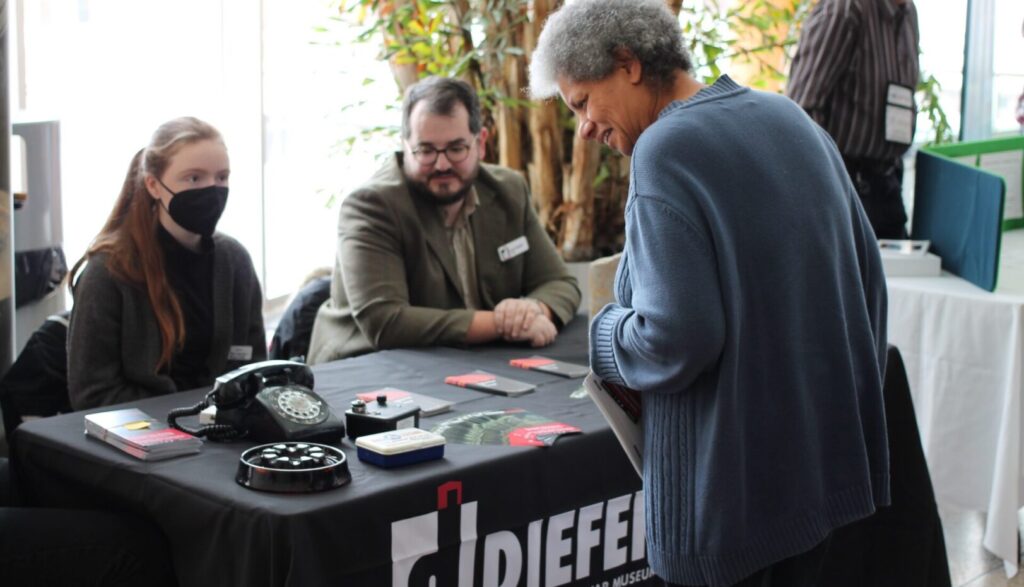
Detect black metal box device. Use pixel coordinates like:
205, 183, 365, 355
345, 395, 421, 440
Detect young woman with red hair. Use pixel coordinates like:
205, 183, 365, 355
67, 117, 265, 410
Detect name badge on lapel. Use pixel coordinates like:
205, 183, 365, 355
227, 345, 253, 361
498, 236, 530, 262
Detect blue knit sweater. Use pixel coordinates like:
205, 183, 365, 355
590, 76, 890, 586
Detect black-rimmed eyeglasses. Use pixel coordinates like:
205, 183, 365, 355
410, 142, 474, 165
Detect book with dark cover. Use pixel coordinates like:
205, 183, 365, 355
84, 408, 202, 461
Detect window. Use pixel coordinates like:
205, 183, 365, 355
259, 1, 395, 298
14, 0, 263, 290
990, 0, 1024, 135
962, 0, 1024, 139
916, 0, 968, 142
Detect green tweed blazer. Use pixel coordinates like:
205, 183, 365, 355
308, 154, 580, 363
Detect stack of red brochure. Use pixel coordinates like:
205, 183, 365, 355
84, 408, 202, 461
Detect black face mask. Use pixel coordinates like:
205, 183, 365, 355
157, 178, 229, 237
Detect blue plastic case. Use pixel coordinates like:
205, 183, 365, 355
355, 428, 446, 468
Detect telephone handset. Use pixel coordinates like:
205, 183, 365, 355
168, 360, 346, 443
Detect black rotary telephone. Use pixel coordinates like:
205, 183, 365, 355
168, 360, 346, 443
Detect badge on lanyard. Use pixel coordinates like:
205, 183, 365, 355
498, 236, 530, 262
884, 83, 914, 145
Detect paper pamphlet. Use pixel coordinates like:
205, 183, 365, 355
583, 373, 643, 477
978, 150, 1023, 222
431, 408, 581, 447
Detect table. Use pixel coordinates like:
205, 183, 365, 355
887, 229, 1024, 577
12, 320, 654, 586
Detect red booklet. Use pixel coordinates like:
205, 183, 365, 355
509, 356, 589, 378
444, 371, 536, 397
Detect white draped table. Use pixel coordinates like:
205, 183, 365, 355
887, 229, 1024, 577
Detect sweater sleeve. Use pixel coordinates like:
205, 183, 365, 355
590, 195, 725, 394
850, 186, 888, 376
67, 260, 170, 410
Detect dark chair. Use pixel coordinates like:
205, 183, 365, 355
818, 345, 952, 586
268, 276, 331, 363
0, 312, 71, 438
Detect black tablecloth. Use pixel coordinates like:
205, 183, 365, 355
13, 319, 654, 586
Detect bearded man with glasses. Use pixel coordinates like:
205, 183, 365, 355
308, 76, 581, 363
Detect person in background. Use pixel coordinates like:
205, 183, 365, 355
1016, 88, 1023, 130
1018, 19, 1024, 131
269, 268, 332, 362
787, 0, 920, 239
307, 76, 580, 363
67, 116, 265, 410
530, 1, 889, 585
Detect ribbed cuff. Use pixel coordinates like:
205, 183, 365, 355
589, 305, 629, 385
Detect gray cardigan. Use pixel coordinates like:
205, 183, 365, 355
68, 233, 266, 410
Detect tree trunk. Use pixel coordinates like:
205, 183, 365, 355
496, 23, 524, 170
526, 0, 563, 229
527, 102, 562, 229
389, 61, 418, 93
561, 136, 600, 261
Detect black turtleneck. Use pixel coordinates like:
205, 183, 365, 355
157, 226, 215, 391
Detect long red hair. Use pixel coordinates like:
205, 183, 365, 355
69, 117, 223, 371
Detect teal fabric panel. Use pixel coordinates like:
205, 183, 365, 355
912, 151, 1006, 291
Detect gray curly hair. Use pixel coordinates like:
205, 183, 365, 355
529, 0, 691, 99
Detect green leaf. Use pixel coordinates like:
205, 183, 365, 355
411, 41, 432, 57
592, 164, 610, 189
408, 20, 426, 36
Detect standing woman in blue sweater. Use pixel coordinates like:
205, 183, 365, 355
67, 117, 266, 410
531, 1, 889, 586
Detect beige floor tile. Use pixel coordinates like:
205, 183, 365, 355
960, 568, 1024, 587
939, 505, 1004, 586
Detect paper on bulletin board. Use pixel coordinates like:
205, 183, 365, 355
979, 150, 1023, 223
